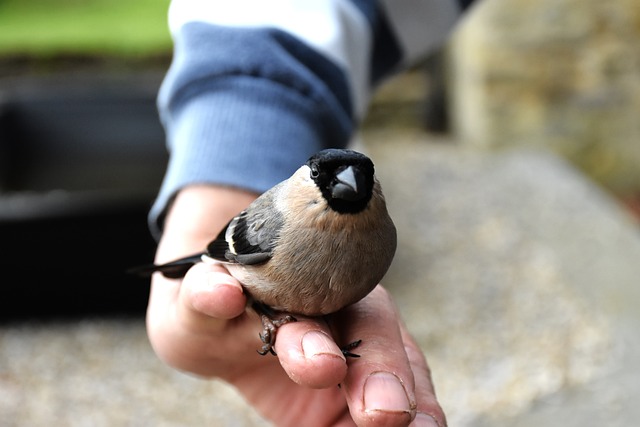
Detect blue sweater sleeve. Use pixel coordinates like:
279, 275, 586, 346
149, 0, 466, 238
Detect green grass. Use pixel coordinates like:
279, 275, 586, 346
0, 0, 172, 58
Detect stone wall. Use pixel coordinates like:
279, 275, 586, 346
448, 0, 640, 197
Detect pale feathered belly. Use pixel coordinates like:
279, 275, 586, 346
225, 251, 388, 316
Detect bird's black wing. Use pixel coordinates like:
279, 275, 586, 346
128, 184, 285, 278
206, 190, 284, 266
206, 219, 235, 261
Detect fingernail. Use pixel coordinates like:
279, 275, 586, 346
411, 412, 441, 427
301, 331, 343, 359
363, 371, 412, 414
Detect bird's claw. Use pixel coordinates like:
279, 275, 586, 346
257, 313, 297, 356
340, 339, 362, 358
251, 302, 360, 358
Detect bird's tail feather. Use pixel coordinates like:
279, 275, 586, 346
126, 254, 204, 279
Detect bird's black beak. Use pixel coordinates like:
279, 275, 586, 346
331, 165, 366, 201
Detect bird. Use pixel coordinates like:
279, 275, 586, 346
130, 148, 397, 356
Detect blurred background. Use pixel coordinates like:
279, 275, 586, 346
0, 0, 171, 319
1, 1, 640, 426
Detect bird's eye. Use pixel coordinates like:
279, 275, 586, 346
310, 165, 320, 179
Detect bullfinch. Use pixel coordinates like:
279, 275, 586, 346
131, 148, 397, 355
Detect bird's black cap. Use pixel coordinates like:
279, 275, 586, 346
306, 149, 375, 214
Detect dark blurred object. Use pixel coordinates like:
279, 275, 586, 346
422, 50, 449, 134
0, 72, 168, 320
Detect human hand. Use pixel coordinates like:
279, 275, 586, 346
146, 185, 446, 427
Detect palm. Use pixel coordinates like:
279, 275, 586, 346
233, 363, 350, 426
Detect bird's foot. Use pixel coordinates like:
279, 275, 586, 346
257, 313, 297, 356
251, 302, 362, 358
252, 301, 297, 356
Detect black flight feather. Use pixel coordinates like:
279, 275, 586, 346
126, 254, 203, 279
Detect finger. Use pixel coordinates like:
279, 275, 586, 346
179, 262, 247, 321
273, 316, 349, 389
400, 322, 447, 427
148, 262, 264, 378
333, 285, 417, 427
170, 262, 257, 341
